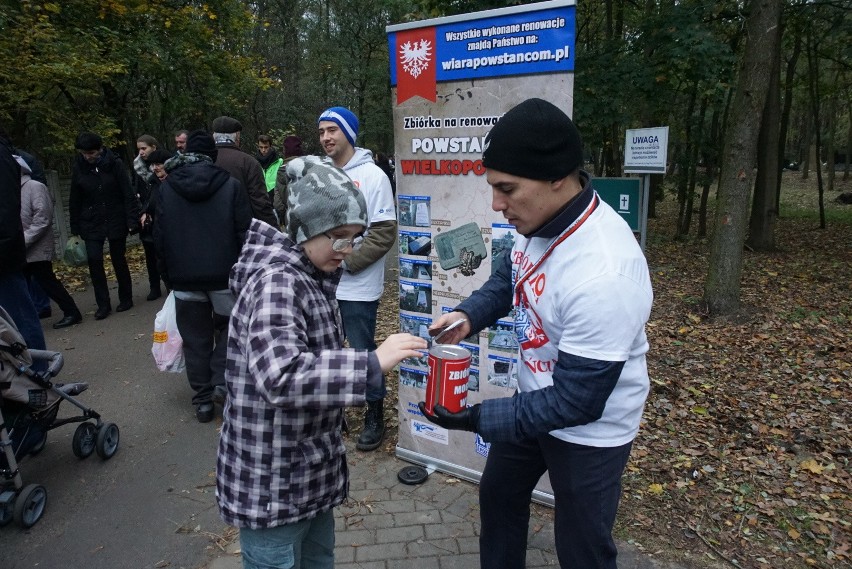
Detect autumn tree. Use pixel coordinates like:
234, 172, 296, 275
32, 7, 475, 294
0, 0, 266, 167
703, 0, 783, 316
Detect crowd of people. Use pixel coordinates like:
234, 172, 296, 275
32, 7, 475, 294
1, 99, 652, 569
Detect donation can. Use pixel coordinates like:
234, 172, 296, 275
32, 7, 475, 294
425, 344, 471, 414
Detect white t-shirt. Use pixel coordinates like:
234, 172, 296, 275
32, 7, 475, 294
337, 148, 396, 302
512, 195, 653, 447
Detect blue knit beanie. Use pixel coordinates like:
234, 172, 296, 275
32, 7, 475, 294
318, 107, 359, 147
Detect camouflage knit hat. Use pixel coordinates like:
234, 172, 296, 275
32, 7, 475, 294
285, 156, 368, 244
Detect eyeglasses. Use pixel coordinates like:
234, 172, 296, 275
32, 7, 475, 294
325, 232, 364, 252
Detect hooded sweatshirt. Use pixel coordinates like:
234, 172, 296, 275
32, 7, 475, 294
153, 158, 252, 291
217, 219, 380, 529
333, 147, 396, 301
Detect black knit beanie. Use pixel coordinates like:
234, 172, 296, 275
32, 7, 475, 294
146, 149, 174, 165
75, 132, 103, 151
482, 98, 583, 181
185, 130, 218, 160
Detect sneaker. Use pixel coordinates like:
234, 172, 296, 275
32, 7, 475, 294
116, 300, 133, 312
196, 403, 214, 423
94, 306, 111, 320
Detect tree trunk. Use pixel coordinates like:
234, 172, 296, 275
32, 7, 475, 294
698, 106, 720, 239
703, 0, 782, 316
845, 101, 851, 181
800, 121, 811, 179
648, 174, 660, 218
676, 85, 698, 239
776, 29, 801, 211
805, 22, 826, 229
747, 17, 782, 251
825, 83, 837, 193
685, 97, 707, 238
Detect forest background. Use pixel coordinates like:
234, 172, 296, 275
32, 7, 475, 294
1, 1, 850, 567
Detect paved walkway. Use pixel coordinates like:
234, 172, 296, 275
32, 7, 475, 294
205, 441, 689, 569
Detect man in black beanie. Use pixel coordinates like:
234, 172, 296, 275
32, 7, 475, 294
419, 98, 654, 569
154, 130, 252, 422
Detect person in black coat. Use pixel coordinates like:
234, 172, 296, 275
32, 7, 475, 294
0, 126, 46, 353
69, 132, 140, 320
133, 136, 168, 301
153, 130, 252, 423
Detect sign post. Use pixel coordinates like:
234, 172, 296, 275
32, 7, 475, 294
623, 126, 669, 250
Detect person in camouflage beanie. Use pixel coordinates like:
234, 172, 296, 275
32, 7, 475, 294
219, 157, 427, 568
285, 156, 368, 245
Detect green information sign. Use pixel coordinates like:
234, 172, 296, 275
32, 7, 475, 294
592, 177, 641, 232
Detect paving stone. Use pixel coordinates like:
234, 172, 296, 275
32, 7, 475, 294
355, 541, 408, 562
375, 524, 426, 543
406, 536, 460, 557
394, 510, 442, 526
424, 521, 478, 540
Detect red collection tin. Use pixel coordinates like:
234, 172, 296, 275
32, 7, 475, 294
425, 344, 471, 415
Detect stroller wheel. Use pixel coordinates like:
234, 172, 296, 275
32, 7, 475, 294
14, 484, 47, 528
72, 423, 97, 458
30, 433, 48, 456
96, 423, 120, 459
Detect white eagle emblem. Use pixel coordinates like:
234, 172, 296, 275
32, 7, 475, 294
400, 39, 432, 79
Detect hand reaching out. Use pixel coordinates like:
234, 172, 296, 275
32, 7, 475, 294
427, 312, 471, 345
374, 333, 428, 373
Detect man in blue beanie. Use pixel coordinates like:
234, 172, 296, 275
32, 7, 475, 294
318, 106, 397, 451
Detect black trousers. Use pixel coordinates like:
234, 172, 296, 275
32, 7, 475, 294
85, 237, 132, 309
141, 239, 162, 292
24, 260, 80, 317
479, 436, 633, 569
174, 297, 228, 405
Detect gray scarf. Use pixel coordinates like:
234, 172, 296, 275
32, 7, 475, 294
164, 152, 212, 173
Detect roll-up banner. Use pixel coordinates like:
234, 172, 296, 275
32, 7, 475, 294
387, 0, 576, 506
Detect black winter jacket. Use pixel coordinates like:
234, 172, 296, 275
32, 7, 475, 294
153, 160, 252, 291
0, 136, 25, 274
135, 172, 160, 243
69, 149, 140, 240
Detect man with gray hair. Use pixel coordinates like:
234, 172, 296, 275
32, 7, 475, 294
212, 116, 278, 227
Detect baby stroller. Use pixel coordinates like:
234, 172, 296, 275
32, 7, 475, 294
0, 306, 120, 528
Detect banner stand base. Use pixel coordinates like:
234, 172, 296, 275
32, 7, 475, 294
395, 445, 555, 507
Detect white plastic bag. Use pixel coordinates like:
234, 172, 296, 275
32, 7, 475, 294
152, 292, 185, 373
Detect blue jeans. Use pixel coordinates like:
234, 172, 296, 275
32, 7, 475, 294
239, 510, 335, 569
0, 272, 46, 351
28, 275, 51, 313
337, 299, 383, 400
479, 436, 633, 569
0, 272, 47, 371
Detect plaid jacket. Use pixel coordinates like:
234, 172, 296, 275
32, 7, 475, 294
217, 220, 371, 529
